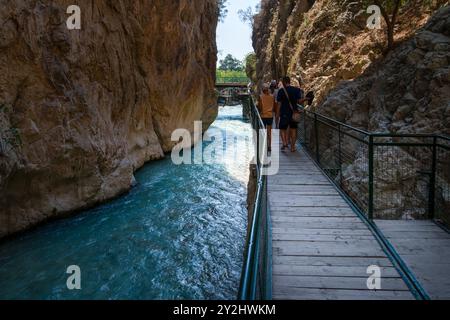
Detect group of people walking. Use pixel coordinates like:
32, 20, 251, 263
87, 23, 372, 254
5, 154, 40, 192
257, 76, 313, 153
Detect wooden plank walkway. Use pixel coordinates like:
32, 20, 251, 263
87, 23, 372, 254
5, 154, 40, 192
268, 144, 414, 300
375, 220, 450, 299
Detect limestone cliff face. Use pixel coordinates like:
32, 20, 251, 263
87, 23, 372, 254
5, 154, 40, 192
318, 6, 450, 219
253, 0, 447, 106
319, 6, 450, 135
253, 1, 449, 219
0, 0, 218, 237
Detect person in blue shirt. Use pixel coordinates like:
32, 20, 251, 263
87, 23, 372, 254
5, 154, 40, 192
276, 76, 308, 152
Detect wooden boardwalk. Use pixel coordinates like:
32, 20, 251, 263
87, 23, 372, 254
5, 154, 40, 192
268, 145, 414, 300
376, 220, 450, 299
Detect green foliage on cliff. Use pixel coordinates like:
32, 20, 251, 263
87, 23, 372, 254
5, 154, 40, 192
217, 0, 228, 22
238, 3, 261, 28
244, 52, 257, 83
361, 0, 448, 52
362, 0, 409, 51
0, 126, 22, 155
7, 127, 22, 148
0, 103, 22, 153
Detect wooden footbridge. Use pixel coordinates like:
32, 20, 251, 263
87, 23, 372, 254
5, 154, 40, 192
215, 77, 250, 89
216, 77, 251, 106
238, 97, 450, 300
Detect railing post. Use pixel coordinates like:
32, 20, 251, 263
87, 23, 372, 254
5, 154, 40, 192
338, 124, 343, 187
429, 136, 437, 219
314, 114, 320, 164
303, 112, 307, 146
368, 135, 374, 220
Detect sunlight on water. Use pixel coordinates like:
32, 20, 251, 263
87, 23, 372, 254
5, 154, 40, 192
0, 105, 253, 300
205, 106, 253, 184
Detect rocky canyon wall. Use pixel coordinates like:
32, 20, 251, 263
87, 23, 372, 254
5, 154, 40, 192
253, 0, 448, 107
318, 6, 450, 135
318, 6, 450, 219
0, 0, 218, 237
253, 1, 449, 219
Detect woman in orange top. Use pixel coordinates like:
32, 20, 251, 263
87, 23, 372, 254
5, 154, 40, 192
258, 84, 277, 152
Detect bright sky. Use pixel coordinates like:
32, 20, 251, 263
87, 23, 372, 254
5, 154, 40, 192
216, 0, 260, 63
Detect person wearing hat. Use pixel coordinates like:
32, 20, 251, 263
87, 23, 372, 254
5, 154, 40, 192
258, 83, 276, 152
269, 80, 277, 94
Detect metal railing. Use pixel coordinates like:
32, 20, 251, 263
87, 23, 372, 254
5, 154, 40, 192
238, 102, 449, 300
216, 77, 250, 84
298, 107, 450, 223
238, 96, 272, 300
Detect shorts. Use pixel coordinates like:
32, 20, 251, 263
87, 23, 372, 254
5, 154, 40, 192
262, 118, 274, 127
279, 116, 298, 130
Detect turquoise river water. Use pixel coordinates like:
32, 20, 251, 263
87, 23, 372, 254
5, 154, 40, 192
0, 106, 253, 300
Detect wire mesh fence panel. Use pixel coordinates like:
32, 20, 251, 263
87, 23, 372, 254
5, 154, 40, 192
372, 137, 434, 220
339, 127, 370, 217
297, 108, 448, 224
324, 123, 371, 217
297, 114, 306, 146
297, 112, 316, 157
436, 137, 450, 226
298, 111, 370, 216
316, 118, 340, 180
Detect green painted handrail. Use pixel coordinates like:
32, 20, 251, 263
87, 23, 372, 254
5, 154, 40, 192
238, 95, 271, 300
216, 77, 250, 84
298, 105, 447, 221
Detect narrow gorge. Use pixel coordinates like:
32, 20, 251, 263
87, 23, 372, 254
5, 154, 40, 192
1, 0, 450, 302
0, 0, 258, 300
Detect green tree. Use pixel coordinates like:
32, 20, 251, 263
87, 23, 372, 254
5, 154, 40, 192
244, 52, 257, 83
217, 0, 228, 23
238, 7, 255, 27
238, 4, 261, 27
218, 54, 244, 71
377, 0, 405, 51
365, 0, 408, 52
367, 0, 449, 52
